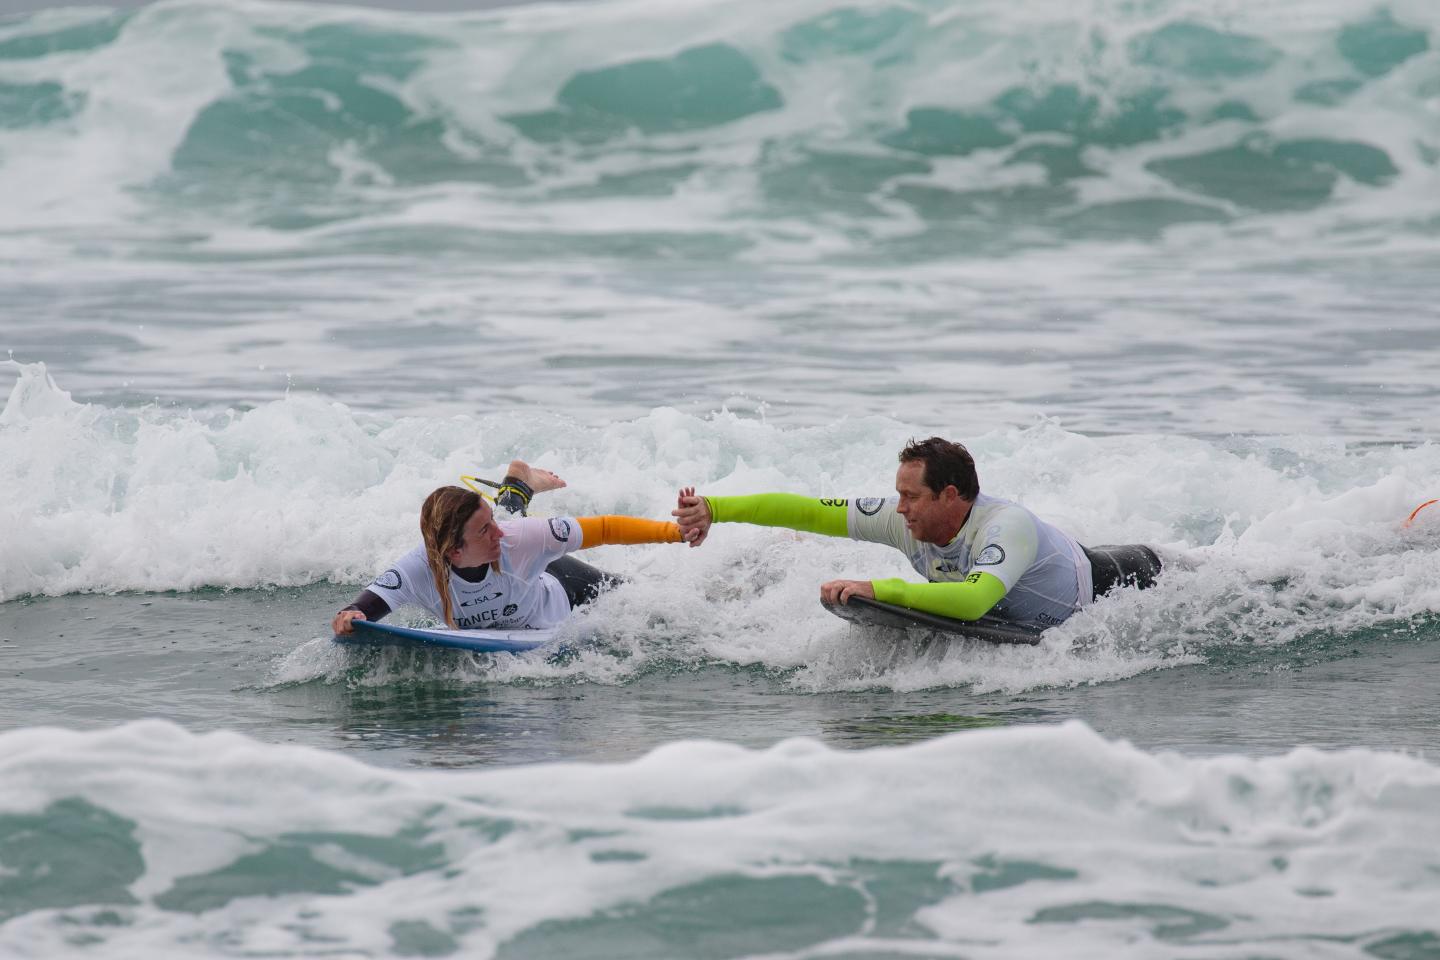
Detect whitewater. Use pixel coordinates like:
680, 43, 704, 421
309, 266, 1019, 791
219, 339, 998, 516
2, 0, 1439, 955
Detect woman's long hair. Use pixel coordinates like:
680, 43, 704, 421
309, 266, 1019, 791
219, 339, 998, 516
420, 486, 482, 628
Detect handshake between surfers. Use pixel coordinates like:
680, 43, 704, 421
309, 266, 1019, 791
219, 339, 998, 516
671, 486, 877, 605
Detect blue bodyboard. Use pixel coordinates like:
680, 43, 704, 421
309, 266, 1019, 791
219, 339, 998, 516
336, 618, 557, 653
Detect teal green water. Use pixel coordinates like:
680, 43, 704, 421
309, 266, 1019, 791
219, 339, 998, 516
4, 589, 1439, 766
2, 1, 1435, 258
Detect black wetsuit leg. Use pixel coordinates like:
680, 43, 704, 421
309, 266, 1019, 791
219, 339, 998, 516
545, 555, 623, 609
1083, 544, 1163, 599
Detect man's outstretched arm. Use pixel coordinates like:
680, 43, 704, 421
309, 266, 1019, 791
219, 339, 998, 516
674, 490, 849, 546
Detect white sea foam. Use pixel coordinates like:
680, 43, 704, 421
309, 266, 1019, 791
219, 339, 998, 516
5, 361, 1438, 694
0, 719, 1436, 958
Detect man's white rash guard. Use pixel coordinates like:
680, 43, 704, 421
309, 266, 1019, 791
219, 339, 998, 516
846, 494, 1092, 627
704, 492, 1093, 627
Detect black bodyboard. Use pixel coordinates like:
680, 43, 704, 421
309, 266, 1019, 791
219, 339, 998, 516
823, 596, 1044, 646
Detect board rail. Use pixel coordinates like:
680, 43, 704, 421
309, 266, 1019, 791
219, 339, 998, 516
336, 618, 556, 653
823, 596, 1045, 646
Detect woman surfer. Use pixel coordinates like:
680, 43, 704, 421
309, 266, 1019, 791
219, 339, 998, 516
331, 460, 682, 635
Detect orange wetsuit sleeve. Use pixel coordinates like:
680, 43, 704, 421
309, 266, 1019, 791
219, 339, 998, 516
577, 516, 683, 547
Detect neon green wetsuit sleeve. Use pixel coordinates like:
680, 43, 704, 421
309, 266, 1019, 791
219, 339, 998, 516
871, 572, 1008, 621
703, 494, 849, 537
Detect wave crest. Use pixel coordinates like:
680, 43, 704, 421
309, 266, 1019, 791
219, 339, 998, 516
0, 0, 1435, 258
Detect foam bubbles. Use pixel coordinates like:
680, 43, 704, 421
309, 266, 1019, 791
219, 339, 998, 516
1, 719, 1437, 956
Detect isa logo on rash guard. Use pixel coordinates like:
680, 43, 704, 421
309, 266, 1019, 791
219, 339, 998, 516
372, 569, 402, 590
856, 497, 886, 516
975, 544, 1006, 566
549, 518, 572, 542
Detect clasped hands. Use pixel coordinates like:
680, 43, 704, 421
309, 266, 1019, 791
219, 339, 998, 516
671, 488, 873, 605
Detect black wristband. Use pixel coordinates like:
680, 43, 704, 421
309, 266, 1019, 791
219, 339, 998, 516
496, 475, 535, 516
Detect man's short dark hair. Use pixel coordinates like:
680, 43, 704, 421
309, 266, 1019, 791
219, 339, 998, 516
899, 437, 979, 500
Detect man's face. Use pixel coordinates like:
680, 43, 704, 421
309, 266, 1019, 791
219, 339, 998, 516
449, 500, 504, 567
894, 460, 959, 545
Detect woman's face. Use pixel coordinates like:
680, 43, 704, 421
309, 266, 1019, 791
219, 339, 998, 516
447, 501, 504, 567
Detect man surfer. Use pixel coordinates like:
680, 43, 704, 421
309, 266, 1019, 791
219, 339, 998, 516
332, 459, 683, 635
672, 437, 1161, 629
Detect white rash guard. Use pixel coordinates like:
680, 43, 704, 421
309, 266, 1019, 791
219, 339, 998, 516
365, 516, 586, 630
847, 493, 1093, 627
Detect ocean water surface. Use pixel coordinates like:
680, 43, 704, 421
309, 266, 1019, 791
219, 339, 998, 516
2, 0, 1439, 955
